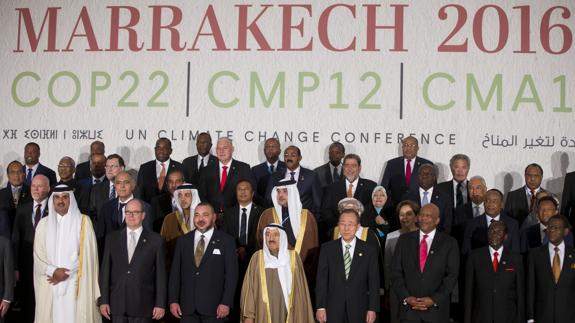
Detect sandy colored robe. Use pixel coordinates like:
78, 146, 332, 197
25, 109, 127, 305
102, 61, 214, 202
256, 208, 319, 284
160, 210, 191, 271
33, 214, 101, 323
240, 250, 314, 323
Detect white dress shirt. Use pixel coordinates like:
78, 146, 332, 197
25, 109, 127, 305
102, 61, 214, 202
419, 187, 434, 205
195, 227, 215, 253
156, 159, 171, 178
238, 203, 253, 239
341, 236, 357, 261
485, 214, 501, 227
126, 226, 143, 246
345, 178, 359, 197
549, 241, 565, 269
419, 229, 436, 254
284, 166, 301, 182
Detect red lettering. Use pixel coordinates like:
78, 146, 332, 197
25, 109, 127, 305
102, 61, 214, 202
363, 4, 408, 52
107, 6, 143, 52
279, 4, 312, 51
14, 7, 60, 52
319, 4, 356, 52
63, 6, 101, 52
189, 5, 229, 51
235, 5, 273, 51
148, 5, 186, 51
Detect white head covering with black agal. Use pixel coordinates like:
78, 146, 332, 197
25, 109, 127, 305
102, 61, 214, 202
46, 184, 82, 296
262, 223, 291, 308
271, 179, 302, 239
172, 183, 201, 229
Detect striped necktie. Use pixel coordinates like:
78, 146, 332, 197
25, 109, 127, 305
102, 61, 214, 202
344, 244, 351, 279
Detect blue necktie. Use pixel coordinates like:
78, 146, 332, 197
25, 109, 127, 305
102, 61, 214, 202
422, 191, 429, 206
239, 208, 247, 246
269, 164, 274, 174
26, 168, 33, 186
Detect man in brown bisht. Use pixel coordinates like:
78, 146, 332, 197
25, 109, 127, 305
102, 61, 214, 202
160, 183, 201, 270
256, 179, 319, 284
241, 223, 314, 323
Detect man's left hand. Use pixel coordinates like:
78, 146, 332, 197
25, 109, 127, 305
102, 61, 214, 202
152, 307, 165, 320
0, 301, 10, 317
366, 310, 376, 323
216, 304, 230, 319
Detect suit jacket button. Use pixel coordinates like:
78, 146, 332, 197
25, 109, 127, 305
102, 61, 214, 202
196, 272, 200, 275
127, 271, 131, 274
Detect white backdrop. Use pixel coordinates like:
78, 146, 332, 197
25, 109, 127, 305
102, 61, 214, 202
1, 0, 574, 199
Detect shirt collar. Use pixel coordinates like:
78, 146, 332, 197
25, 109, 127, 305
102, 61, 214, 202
420, 229, 436, 242
341, 236, 356, 248
196, 227, 215, 240
489, 245, 503, 256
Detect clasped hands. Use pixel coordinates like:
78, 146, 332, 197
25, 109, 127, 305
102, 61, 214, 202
406, 296, 434, 311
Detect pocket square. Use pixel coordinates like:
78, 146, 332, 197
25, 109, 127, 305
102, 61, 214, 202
504, 268, 515, 272
213, 248, 221, 255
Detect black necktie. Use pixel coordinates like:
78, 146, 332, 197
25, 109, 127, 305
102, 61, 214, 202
332, 166, 339, 182
34, 204, 42, 229
118, 202, 126, 226
94, 178, 101, 185
290, 171, 295, 181
199, 157, 205, 170
456, 182, 464, 207
239, 208, 247, 246
269, 164, 274, 174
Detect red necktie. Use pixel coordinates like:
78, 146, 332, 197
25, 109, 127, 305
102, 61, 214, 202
220, 165, 228, 192
405, 159, 412, 186
492, 251, 499, 272
419, 234, 428, 272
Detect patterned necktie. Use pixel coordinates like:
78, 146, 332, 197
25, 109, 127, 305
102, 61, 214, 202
456, 182, 464, 207
529, 189, 537, 212
199, 157, 205, 170
492, 251, 499, 272
158, 162, 166, 190
420, 234, 429, 272
239, 208, 247, 246
12, 188, 20, 207
220, 166, 228, 192
344, 244, 352, 279
347, 183, 353, 198
553, 246, 561, 283
421, 191, 429, 206
128, 231, 137, 263
195, 235, 205, 267
33, 204, 42, 229
473, 205, 480, 218
405, 159, 412, 186
290, 171, 295, 181
109, 185, 116, 200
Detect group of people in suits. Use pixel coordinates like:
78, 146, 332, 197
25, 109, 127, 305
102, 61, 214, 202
1, 133, 575, 323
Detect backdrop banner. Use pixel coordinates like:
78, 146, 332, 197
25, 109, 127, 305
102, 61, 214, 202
1, 0, 574, 197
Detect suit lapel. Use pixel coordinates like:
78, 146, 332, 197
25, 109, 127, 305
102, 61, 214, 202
348, 240, 365, 281
335, 239, 347, 281
120, 229, 129, 264
424, 233, 443, 272
230, 206, 240, 238
559, 247, 574, 284
200, 231, 219, 267
324, 165, 333, 185
223, 161, 236, 190
131, 229, 149, 263
353, 179, 365, 199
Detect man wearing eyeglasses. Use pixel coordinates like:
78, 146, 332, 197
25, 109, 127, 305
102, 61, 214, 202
96, 171, 154, 260
100, 198, 167, 323
380, 136, 433, 208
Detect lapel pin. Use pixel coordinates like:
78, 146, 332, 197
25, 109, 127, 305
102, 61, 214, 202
359, 253, 363, 256
430, 250, 434, 254
143, 239, 147, 243
569, 254, 572, 258
502, 261, 506, 265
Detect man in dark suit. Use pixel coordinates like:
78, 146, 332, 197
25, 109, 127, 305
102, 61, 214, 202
505, 163, 546, 227
316, 209, 379, 323
0, 236, 13, 323
380, 136, 433, 207
521, 196, 573, 253
453, 176, 487, 248
391, 203, 459, 323
265, 145, 322, 215
437, 154, 470, 212
403, 164, 453, 233
321, 154, 377, 235
462, 189, 520, 255
182, 132, 217, 186
314, 142, 345, 190
221, 180, 263, 322
151, 170, 185, 232
137, 138, 184, 203
198, 138, 255, 215
96, 172, 154, 260
251, 138, 286, 205
169, 202, 238, 323
55, 156, 84, 206
78, 153, 107, 189
0, 161, 31, 227
11, 174, 50, 323
561, 170, 575, 228
527, 215, 575, 323
22, 142, 57, 186
75, 140, 105, 181
99, 198, 167, 322
465, 221, 524, 323
88, 154, 125, 221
